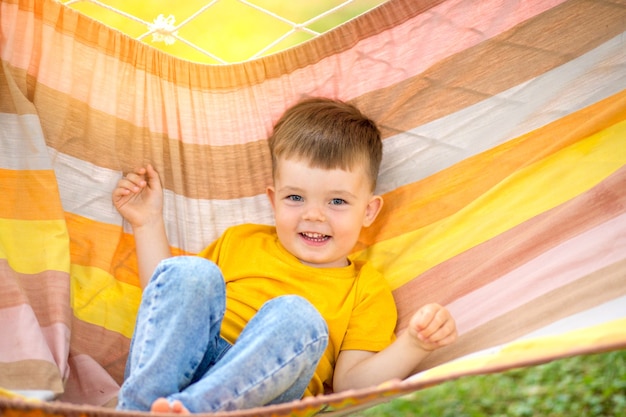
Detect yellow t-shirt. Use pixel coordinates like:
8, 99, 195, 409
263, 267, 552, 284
197, 224, 397, 396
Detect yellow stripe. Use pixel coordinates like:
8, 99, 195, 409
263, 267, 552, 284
0, 219, 70, 274
357, 120, 626, 289
71, 264, 141, 338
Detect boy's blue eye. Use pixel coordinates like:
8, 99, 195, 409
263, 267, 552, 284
330, 198, 346, 205
287, 195, 303, 202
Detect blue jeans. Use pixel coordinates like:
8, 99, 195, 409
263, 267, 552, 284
116, 256, 328, 412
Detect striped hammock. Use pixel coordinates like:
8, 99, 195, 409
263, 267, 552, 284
1, 0, 625, 415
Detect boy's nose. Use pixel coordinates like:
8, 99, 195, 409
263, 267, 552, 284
302, 204, 326, 222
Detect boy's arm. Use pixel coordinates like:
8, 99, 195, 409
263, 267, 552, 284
333, 304, 457, 392
132, 216, 171, 289
113, 164, 172, 289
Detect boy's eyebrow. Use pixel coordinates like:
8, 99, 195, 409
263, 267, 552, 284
328, 190, 358, 199
277, 186, 304, 194
278, 185, 358, 199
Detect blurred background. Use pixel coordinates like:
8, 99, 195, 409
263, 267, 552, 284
61, 0, 388, 64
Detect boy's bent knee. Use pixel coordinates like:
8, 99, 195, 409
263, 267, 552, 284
263, 295, 328, 335
151, 256, 224, 294
264, 295, 316, 315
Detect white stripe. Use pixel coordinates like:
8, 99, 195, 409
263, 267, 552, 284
517, 296, 626, 341
161, 190, 274, 253
0, 113, 51, 170
376, 33, 626, 194
50, 149, 273, 252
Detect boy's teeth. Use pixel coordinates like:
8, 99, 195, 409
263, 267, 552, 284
302, 232, 327, 239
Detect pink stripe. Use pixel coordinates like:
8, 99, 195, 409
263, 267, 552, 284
0, 304, 70, 376
448, 212, 626, 335
2, 0, 565, 146
0, 2, 36, 70
60, 353, 120, 405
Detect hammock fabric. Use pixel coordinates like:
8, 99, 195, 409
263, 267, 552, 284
1, 0, 626, 415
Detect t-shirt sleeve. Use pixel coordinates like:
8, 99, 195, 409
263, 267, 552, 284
197, 227, 231, 263
340, 262, 397, 352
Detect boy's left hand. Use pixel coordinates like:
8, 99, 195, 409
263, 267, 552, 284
408, 303, 457, 352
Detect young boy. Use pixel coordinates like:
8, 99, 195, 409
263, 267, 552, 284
112, 98, 457, 414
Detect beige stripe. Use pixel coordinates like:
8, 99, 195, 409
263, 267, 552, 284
0, 260, 71, 327
415, 258, 626, 371
0, 63, 37, 115
35, 84, 273, 199
0, 361, 64, 394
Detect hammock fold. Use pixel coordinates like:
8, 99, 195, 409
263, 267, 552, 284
1, 0, 625, 415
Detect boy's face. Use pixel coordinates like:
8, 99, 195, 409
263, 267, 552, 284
267, 157, 383, 268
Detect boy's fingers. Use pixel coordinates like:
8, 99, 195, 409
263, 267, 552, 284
432, 331, 458, 347
421, 320, 456, 343
413, 304, 438, 329
125, 172, 146, 184
145, 164, 156, 175
422, 335, 455, 350
112, 187, 129, 198
119, 172, 148, 191
145, 165, 162, 189
417, 306, 448, 337
131, 166, 147, 175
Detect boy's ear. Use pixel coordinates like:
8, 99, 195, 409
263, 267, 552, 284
266, 186, 276, 211
363, 195, 383, 227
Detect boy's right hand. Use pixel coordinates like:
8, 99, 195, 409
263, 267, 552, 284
112, 164, 163, 228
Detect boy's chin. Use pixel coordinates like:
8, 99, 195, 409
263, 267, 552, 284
298, 256, 349, 268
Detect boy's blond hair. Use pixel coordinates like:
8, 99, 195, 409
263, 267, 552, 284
268, 97, 382, 191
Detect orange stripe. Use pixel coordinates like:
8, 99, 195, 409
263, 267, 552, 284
65, 213, 122, 274
356, 89, 626, 250
0, 169, 64, 221
65, 212, 189, 287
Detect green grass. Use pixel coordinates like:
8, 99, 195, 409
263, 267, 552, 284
357, 350, 626, 417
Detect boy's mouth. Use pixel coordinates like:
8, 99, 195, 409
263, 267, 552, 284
300, 232, 330, 243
